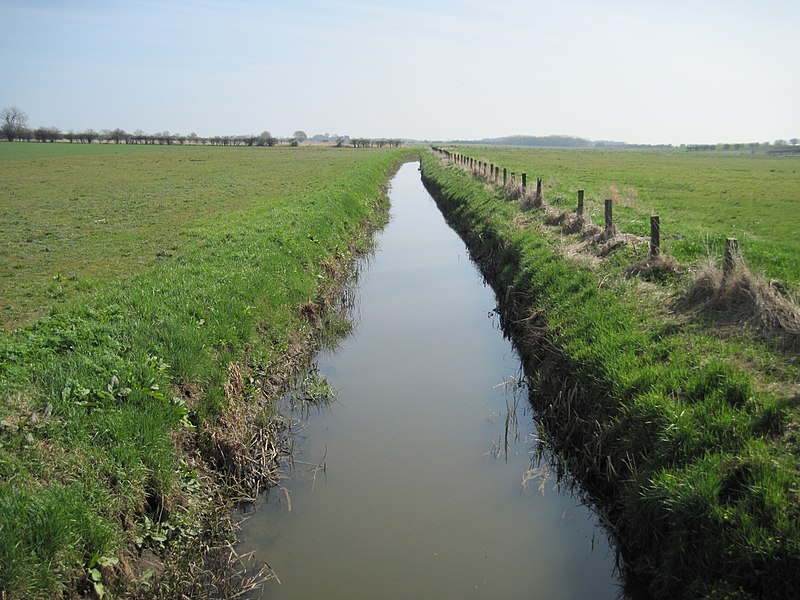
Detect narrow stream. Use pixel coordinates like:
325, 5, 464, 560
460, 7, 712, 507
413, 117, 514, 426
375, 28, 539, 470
238, 162, 623, 599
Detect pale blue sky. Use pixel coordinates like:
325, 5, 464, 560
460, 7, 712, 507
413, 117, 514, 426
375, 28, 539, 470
2, 0, 798, 144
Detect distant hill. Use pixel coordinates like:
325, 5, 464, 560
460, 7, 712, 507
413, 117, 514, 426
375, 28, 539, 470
476, 135, 594, 147
444, 134, 673, 149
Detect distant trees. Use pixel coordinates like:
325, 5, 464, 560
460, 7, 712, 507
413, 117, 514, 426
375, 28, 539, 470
106, 128, 129, 144
0, 107, 403, 149
257, 131, 277, 146
33, 126, 61, 142
350, 138, 402, 148
1, 106, 29, 141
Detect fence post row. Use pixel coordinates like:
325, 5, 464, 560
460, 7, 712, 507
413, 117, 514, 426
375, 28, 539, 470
435, 149, 746, 274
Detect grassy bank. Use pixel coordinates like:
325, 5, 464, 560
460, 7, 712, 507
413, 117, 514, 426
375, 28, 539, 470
0, 143, 415, 597
420, 150, 800, 599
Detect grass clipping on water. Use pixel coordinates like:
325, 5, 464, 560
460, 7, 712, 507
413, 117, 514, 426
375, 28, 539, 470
0, 147, 411, 599
421, 151, 800, 600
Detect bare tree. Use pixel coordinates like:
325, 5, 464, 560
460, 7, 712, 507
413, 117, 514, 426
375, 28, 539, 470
80, 129, 98, 144
33, 126, 60, 142
108, 128, 128, 144
1, 106, 28, 141
293, 130, 308, 144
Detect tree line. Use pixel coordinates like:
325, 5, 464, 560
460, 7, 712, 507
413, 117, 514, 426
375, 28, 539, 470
685, 140, 800, 152
0, 106, 402, 148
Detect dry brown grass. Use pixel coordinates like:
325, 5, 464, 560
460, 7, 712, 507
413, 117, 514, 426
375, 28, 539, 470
607, 184, 640, 209
504, 182, 525, 201
678, 259, 800, 349
545, 211, 588, 235
625, 254, 683, 280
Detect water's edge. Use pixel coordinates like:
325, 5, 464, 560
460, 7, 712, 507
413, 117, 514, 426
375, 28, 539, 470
238, 162, 623, 599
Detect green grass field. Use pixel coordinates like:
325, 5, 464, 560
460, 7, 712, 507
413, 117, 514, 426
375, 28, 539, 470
452, 147, 800, 287
422, 150, 800, 599
0, 143, 402, 329
0, 143, 412, 598
2, 142, 797, 598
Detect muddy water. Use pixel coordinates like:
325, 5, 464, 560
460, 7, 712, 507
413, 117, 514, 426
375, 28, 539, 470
238, 162, 623, 599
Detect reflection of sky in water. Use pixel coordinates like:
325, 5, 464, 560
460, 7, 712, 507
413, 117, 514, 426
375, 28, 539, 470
238, 162, 623, 600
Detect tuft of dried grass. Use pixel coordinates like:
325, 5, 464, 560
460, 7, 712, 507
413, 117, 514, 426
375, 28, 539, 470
608, 184, 639, 209
521, 191, 546, 211
625, 254, 683, 281
504, 183, 524, 202
677, 260, 800, 349
551, 212, 591, 235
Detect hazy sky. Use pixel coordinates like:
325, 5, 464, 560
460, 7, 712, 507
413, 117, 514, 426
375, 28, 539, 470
2, 0, 798, 144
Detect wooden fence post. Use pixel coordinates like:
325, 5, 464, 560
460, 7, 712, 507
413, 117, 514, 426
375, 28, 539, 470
577, 189, 584, 214
650, 216, 660, 257
724, 238, 739, 277
604, 199, 613, 231
536, 177, 542, 198
503, 168, 507, 186
521, 173, 527, 193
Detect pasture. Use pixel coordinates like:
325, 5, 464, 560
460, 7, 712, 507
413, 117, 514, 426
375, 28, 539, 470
0, 143, 400, 329
453, 147, 800, 287
0, 142, 410, 597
